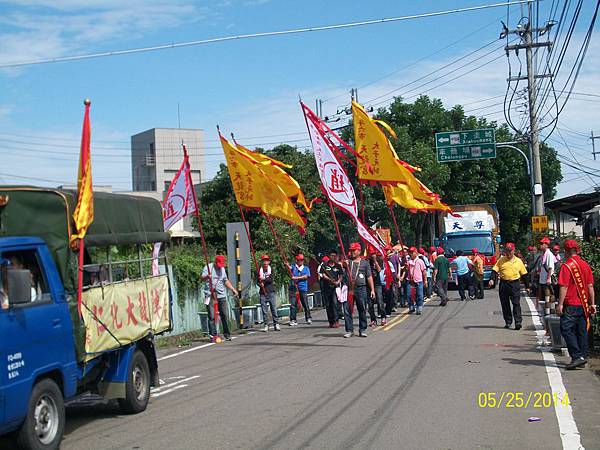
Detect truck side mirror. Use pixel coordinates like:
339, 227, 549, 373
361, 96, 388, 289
7, 269, 32, 304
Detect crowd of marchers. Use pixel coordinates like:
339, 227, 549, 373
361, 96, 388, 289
200, 237, 595, 370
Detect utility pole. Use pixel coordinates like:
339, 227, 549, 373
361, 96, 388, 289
503, 7, 554, 216
315, 99, 323, 118
591, 130, 600, 160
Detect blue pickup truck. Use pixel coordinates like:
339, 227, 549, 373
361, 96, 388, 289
0, 187, 172, 450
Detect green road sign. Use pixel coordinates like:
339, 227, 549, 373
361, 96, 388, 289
435, 128, 496, 162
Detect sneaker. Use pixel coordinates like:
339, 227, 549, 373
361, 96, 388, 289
408, 309, 415, 314
343, 332, 353, 338
391, 308, 397, 312
333, 322, 340, 328
566, 357, 587, 370
263, 325, 269, 332
416, 310, 422, 315
469, 296, 475, 301
381, 318, 387, 326
515, 324, 522, 330
224, 335, 232, 341
307, 318, 312, 325
359, 331, 368, 338
370, 321, 377, 328
274, 323, 281, 331
385, 314, 391, 318
504, 324, 511, 329
288, 321, 294, 327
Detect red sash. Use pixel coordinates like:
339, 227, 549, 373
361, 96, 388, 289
564, 258, 591, 330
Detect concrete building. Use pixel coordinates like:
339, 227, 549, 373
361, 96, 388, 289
130, 128, 206, 238
131, 128, 205, 192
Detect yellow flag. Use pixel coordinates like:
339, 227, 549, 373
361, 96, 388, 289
352, 100, 434, 204
236, 144, 312, 212
383, 183, 451, 213
71, 100, 94, 244
220, 135, 305, 229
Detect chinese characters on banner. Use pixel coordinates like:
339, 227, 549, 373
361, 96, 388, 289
81, 275, 170, 361
531, 215, 549, 233
302, 102, 385, 257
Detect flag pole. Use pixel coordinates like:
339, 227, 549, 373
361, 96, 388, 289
185, 144, 221, 341
387, 203, 405, 248
237, 205, 263, 327
261, 212, 301, 312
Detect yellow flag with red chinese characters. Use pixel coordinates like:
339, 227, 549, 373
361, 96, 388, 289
383, 179, 451, 213
236, 144, 312, 212
220, 134, 305, 229
71, 100, 94, 244
352, 100, 434, 204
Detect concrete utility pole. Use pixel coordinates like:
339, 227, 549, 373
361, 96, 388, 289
591, 130, 600, 160
504, 6, 553, 216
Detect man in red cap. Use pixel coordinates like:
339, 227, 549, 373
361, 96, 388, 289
490, 243, 527, 329
344, 242, 375, 337
319, 249, 343, 328
557, 240, 596, 369
433, 247, 451, 306
469, 248, 485, 300
289, 253, 311, 326
202, 254, 239, 341
403, 246, 428, 314
538, 236, 555, 316
258, 254, 280, 332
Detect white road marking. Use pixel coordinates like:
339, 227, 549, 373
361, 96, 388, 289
524, 295, 584, 450
157, 343, 215, 361
151, 375, 201, 393
151, 384, 188, 398
157, 331, 257, 362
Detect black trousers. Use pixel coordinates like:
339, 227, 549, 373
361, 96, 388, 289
473, 274, 484, 299
458, 273, 474, 300
499, 280, 522, 326
322, 288, 339, 325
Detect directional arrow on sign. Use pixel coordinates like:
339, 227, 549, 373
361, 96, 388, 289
438, 137, 450, 143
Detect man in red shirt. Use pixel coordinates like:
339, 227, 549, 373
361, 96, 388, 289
556, 240, 597, 370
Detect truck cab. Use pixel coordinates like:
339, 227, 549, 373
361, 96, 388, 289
0, 186, 172, 450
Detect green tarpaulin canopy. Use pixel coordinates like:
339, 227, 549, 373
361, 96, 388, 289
0, 186, 169, 291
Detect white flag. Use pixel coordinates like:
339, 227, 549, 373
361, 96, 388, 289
163, 153, 197, 230
302, 102, 385, 258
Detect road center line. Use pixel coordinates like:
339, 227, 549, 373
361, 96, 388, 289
524, 295, 584, 450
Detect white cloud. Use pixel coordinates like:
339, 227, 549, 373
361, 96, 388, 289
0, 1, 209, 66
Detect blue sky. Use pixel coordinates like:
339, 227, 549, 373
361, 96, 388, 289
0, 0, 599, 198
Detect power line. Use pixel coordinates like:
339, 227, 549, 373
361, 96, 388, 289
0, 1, 534, 69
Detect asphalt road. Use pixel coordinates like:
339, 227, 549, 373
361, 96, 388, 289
10, 289, 600, 450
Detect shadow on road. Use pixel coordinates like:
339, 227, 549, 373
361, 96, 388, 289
502, 357, 549, 367
63, 398, 122, 437
463, 325, 507, 330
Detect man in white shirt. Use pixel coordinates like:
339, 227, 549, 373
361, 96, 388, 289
537, 236, 555, 314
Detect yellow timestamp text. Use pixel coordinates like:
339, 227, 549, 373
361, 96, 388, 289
477, 391, 571, 409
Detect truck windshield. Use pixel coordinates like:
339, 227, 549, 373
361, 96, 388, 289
446, 235, 494, 256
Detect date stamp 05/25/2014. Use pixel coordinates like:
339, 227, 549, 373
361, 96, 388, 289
477, 391, 571, 409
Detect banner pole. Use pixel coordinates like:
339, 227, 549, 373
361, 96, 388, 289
387, 203, 405, 248
261, 212, 301, 313
237, 205, 263, 327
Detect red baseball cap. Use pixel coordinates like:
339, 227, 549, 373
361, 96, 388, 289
295, 254, 304, 261
552, 244, 560, 251
527, 246, 534, 251
429, 246, 436, 252
539, 236, 551, 245
436, 247, 444, 254
472, 248, 479, 254
409, 246, 417, 253
419, 248, 426, 255
261, 254, 270, 261
215, 255, 226, 268
504, 243, 516, 251
563, 239, 580, 251
349, 242, 361, 251
321, 256, 330, 262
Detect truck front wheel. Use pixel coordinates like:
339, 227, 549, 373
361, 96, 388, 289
17, 378, 65, 450
118, 350, 151, 414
